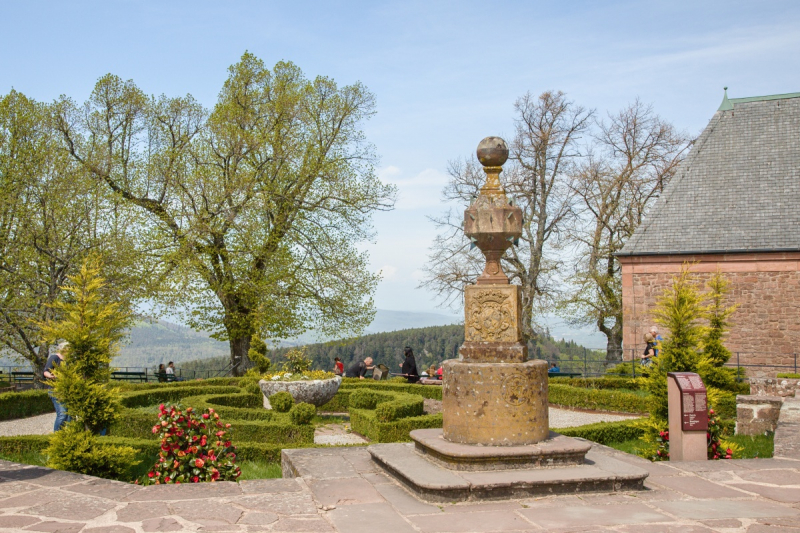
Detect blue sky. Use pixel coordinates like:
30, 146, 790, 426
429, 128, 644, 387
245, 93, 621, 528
2, 0, 799, 320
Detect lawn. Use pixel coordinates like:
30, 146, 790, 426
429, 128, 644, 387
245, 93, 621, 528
607, 433, 774, 460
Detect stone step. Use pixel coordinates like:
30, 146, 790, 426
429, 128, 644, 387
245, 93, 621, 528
369, 443, 649, 503
411, 428, 591, 471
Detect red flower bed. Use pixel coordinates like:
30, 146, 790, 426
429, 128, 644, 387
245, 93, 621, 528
139, 404, 241, 484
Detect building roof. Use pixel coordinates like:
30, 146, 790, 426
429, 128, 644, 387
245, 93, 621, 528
618, 91, 800, 256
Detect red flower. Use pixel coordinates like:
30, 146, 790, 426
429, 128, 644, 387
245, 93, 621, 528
202, 413, 210, 420
195, 458, 205, 468
148, 471, 155, 478
216, 431, 225, 437
192, 476, 199, 483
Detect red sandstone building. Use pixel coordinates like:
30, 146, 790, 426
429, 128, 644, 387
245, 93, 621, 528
617, 91, 800, 377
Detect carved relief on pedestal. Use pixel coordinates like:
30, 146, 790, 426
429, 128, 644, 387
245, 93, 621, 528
502, 374, 528, 406
465, 285, 522, 343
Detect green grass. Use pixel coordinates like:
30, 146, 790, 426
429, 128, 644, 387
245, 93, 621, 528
239, 459, 282, 480
726, 434, 774, 459
606, 432, 774, 461
0, 449, 46, 467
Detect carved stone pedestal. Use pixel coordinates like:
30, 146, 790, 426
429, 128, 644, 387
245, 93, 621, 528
443, 360, 549, 445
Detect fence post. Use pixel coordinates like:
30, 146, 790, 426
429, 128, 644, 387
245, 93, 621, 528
583, 348, 587, 377
632, 350, 636, 378
795, 353, 797, 375
737, 352, 740, 377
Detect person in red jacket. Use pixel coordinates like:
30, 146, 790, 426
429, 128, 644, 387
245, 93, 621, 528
333, 357, 344, 376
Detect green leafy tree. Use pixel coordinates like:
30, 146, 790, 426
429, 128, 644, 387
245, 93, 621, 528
0, 90, 145, 383
696, 271, 738, 390
645, 265, 706, 420
55, 53, 396, 375
40, 257, 138, 476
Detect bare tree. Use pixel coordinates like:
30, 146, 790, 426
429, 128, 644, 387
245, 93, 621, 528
561, 100, 690, 361
421, 91, 593, 342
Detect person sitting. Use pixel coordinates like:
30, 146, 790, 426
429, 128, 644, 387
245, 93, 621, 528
333, 357, 344, 376
345, 357, 374, 379
156, 363, 167, 383
436, 365, 443, 380
548, 362, 561, 373
399, 347, 420, 384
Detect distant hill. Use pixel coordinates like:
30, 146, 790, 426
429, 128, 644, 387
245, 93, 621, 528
115, 319, 229, 368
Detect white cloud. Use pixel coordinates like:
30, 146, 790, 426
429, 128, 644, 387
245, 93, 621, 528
377, 264, 398, 280
378, 165, 453, 210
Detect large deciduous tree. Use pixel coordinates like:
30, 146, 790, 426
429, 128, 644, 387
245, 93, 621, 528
55, 53, 396, 374
0, 90, 140, 381
560, 101, 688, 361
422, 91, 592, 342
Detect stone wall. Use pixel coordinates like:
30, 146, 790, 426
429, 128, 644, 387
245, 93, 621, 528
736, 395, 782, 436
619, 252, 800, 377
749, 378, 800, 398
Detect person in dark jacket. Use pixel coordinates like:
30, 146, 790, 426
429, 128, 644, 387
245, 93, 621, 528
399, 347, 420, 383
345, 357, 374, 379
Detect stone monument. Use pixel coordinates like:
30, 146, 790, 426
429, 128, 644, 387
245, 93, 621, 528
365, 137, 649, 502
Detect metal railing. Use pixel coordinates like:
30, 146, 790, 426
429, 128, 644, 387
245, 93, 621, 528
546, 348, 800, 379
0, 364, 233, 385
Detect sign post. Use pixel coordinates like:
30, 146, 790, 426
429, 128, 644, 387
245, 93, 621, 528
667, 372, 708, 462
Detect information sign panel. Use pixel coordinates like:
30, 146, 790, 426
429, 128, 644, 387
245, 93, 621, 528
667, 372, 708, 431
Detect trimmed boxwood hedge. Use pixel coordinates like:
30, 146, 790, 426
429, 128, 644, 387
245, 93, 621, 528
350, 409, 443, 442
0, 390, 54, 421
549, 384, 649, 413
548, 377, 645, 390
557, 419, 645, 444
120, 386, 241, 408
340, 379, 443, 400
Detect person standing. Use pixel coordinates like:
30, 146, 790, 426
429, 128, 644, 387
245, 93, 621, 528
399, 347, 419, 384
650, 326, 663, 356
345, 357, 374, 379
43, 342, 71, 431
333, 357, 344, 376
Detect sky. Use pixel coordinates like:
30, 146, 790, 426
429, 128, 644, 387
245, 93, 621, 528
2, 0, 799, 324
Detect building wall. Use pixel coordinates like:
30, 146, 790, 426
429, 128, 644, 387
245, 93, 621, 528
620, 252, 800, 377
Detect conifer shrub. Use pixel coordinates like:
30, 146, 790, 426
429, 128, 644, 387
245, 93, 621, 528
140, 403, 241, 485
38, 258, 138, 476
289, 402, 316, 425
269, 391, 294, 413
47, 424, 138, 478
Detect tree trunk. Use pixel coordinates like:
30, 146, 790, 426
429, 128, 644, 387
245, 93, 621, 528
32, 342, 49, 389
605, 324, 623, 363
229, 334, 252, 377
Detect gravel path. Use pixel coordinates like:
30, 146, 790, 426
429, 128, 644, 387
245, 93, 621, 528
0, 407, 638, 439
0, 413, 54, 436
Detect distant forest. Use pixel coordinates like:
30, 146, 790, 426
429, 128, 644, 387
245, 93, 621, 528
175, 324, 607, 376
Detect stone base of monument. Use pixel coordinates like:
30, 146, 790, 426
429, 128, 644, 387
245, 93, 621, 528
367, 429, 649, 502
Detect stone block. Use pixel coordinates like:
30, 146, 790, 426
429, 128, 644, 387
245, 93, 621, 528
442, 360, 548, 445
464, 284, 522, 344
736, 395, 782, 435
411, 428, 590, 471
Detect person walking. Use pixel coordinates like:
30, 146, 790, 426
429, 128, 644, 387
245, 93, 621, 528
399, 347, 419, 383
642, 333, 656, 367
43, 342, 71, 431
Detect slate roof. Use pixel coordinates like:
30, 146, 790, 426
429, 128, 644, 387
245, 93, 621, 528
618, 91, 800, 256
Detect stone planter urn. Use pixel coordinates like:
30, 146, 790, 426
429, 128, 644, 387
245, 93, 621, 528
258, 375, 341, 409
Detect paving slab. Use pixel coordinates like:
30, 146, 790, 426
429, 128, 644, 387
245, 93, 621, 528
235, 491, 320, 515
518, 502, 671, 529
170, 499, 243, 524
63, 478, 141, 500
647, 474, 751, 498
737, 469, 800, 485
373, 483, 441, 515
83, 526, 137, 533
269, 515, 335, 531
25, 492, 117, 520
307, 477, 385, 506
0, 488, 61, 510
616, 525, 716, 533
653, 499, 800, 519
25, 521, 86, 533
282, 449, 360, 480
327, 502, 417, 533
141, 517, 183, 532
238, 478, 303, 494
0, 468, 89, 487
237, 511, 279, 525
730, 483, 800, 503
408, 509, 536, 532
0, 514, 40, 528
125, 481, 242, 501
115, 501, 171, 522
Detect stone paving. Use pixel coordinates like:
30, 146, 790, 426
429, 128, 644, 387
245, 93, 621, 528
3, 445, 800, 532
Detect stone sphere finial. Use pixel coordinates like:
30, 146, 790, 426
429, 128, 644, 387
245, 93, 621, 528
476, 137, 509, 167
